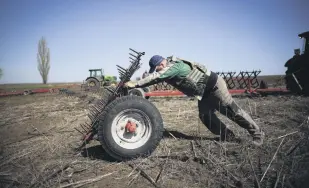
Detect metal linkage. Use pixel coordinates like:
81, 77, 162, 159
150, 70, 262, 91
114, 48, 145, 96
153, 82, 175, 91
76, 48, 146, 146
216, 71, 236, 89
235, 70, 261, 89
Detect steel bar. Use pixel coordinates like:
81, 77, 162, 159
151, 70, 262, 91
144, 88, 289, 97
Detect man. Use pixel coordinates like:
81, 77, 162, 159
125, 55, 265, 146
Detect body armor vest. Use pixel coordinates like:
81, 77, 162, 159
165, 56, 213, 98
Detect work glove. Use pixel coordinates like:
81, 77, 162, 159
124, 81, 137, 89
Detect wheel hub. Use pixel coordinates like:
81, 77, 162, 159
111, 109, 152, 149
89, 82, 95, 87
125, 120, 137, 133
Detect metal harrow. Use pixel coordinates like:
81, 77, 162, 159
75, 48, 145, 148
150, 70, 261, 91
215, 71, 237, 89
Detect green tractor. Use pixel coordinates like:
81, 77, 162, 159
85, 69, 117, 90
284, 31, 309, 95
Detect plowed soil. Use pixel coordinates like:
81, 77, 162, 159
0, 91, 309, 188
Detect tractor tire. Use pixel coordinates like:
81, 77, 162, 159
97, 95, 164, 161
86, 78, 100, 91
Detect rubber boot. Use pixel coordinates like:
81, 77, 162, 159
250, 129, 265, 146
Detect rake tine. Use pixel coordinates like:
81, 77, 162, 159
90, 110, 97, 118
81, 123, 92, 130
74, 127, 84, 135
84, 122, 93, 129
89, 107, 99, 114
88, 114, 95, 121
80, 124, 89, 133
93, 105, 102, 113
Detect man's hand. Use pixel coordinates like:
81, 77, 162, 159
124, 81, 137, 89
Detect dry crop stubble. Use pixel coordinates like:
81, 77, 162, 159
0, 92, 309, 188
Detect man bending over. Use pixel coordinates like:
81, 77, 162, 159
125, 55, 265, 146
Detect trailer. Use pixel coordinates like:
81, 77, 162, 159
128, 70, 290, 98
0, 85, 78, 97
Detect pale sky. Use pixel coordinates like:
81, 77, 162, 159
0, 0, 308, 84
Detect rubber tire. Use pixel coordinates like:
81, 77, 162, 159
87, 78, 100, 91
97, 95, 164, 161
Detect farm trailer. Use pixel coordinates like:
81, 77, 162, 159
129, 70, 290, 98
0, 73, 289, 98
0, 84, 78, 97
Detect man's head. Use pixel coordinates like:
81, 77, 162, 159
149, 55, 167, 73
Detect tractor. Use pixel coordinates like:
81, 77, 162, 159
84, 69, 117, 90
284, 31, 309, 95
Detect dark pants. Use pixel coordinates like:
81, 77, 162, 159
198, 76, 261, 139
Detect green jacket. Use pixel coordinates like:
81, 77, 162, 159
136, 60, 191, 87
136, 56, 218, 100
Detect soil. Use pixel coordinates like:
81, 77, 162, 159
0, 91, 309, 188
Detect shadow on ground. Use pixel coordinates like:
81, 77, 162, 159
80, 130, 216, 161
80, 145, 118, 162
163, 130, 217, 141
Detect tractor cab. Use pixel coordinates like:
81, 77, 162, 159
286, 31, 309, 67
89, 69, 104, 80
297, 31, 309, 55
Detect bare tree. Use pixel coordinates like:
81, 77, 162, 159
37, 37, 50, 84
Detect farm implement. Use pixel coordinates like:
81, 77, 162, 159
76, 48, 164, 161
74, 48, 296, 162
81, 68, 117, 91
0, 85, 78, 97
127, 70, 289, 99
119, 30, 309, 99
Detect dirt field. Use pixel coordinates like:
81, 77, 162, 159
1, 91, 309, 188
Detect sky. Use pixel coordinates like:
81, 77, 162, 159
0, 0, 308, 84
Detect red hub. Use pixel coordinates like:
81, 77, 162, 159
125, 120, 137, 133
